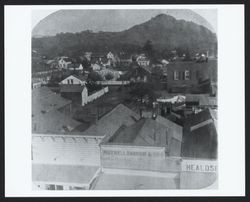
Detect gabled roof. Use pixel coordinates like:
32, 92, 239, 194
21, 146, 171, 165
156, 116, 183, 142
82, 104, 140, 137
32, 86, 71, 116
60, 84, 85, 93
108, 115, 183, 148
140, 66, 152, 74
61, 74, 87, 82
32, 110, 82, 134
73, 74, 88, 81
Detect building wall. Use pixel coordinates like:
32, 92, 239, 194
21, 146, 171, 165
167, 60, 217, 92
60, 75, 85, 85
100, 144, 181, 172
96, 81, 130, 86
32, 134, 103, 166
33, 181, 89, 190
82, 87, 109, 106
180, 159, 217, 189
167, 68, 199, 91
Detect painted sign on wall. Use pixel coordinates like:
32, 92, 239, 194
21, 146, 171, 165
181, 159, 217, 173
101, 145, 181, 172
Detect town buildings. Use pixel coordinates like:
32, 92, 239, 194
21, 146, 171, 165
60, 74, 87, 85
32, 47, 218, 190
166, 60, 217, 94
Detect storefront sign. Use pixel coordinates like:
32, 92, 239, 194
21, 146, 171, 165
182, 159, 217, 173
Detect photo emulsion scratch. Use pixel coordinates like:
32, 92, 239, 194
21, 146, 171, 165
31, 8, 218, 190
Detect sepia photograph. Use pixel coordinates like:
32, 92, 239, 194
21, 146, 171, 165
31, 8, 218, 190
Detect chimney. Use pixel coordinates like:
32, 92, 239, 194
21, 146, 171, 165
139, 107, 144, 119
152, 102, 158, 120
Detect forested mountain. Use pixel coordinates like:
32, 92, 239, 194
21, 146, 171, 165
32, 9, 215, 37
32, 14, 217, 59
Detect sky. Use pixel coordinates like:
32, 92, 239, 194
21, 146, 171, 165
32, 9, 217, 33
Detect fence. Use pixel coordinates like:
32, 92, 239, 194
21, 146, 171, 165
82, 87, 109, 106
96, 81, 130, 86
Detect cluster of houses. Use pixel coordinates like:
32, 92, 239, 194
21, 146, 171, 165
32, 74, 218, 190
33, 48, 216, 95
31, 47, 218, 190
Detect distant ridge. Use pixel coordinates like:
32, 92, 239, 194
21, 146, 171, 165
32, 13, 217, 58
32, 9, 216, 38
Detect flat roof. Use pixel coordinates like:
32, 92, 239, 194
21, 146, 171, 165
32, 164, 100, 185
93, 173, 179, 190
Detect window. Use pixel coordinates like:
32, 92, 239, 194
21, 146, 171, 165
45, 184, 55, 190
69, 186, 85, 190
56, 185, 63, 190
174, 71, 179, 80
185, 70, 190, 80
71, 79, 74, 84
67, 79, 70, 84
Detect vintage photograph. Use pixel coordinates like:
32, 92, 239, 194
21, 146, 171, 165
31, 8, 218, 190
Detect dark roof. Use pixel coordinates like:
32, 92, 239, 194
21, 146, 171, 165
140, 66, 152, 74
60, 84, 85, 93
184, 108, 213, 128
32, 110, 82, 134
182, 108, 217, 159
185, 94, 217, 106
73, 74, 88, 81
67, 63, 80, 69
108, 115, 183, 150
82, 104, 140, 137
61, 57, 72, 62
32, 86, 71, 116
182, 122, 217, 159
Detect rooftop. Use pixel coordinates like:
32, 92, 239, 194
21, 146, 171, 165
185, 94, 217, 106
32, 164, 100, 185
60, 84, 85, 93
182, 109, 218, 159
93, 172, 179, 190
32, 109, 82, 134
82, 104, 140, 137
106, 115, 183, 156
32, 86, 71, 116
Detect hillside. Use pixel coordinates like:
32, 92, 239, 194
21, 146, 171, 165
32, 9, 216, 37
32, 14, 217, 59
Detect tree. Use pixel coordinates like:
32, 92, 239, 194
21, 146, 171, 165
88, 71, 103, 81
143, 40, 154, 58
130, 82, 156, 104
105, 73, 114, 81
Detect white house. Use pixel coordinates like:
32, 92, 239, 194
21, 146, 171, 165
60, 75, 87, 86
60, 84, 109, 106
58, 57, 72, 69
68, 64, 84, 71
91, 63, 101, 71
136, 54, 150, 66
107, 52, 115, 60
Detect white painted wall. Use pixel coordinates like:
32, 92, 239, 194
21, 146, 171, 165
32, 134, 103, 166
60, 75, 86, 85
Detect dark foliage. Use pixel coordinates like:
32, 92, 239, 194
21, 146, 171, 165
32, 14, 217, 60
